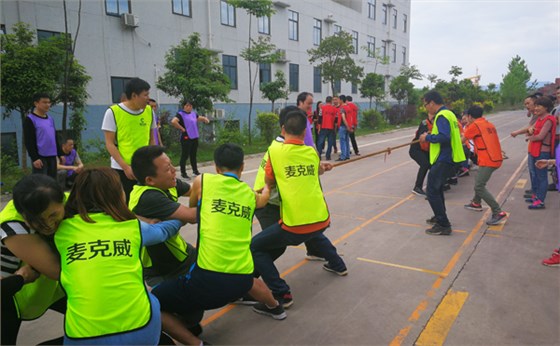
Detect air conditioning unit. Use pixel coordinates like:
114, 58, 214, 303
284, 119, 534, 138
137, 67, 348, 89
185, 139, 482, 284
121, 13, 139, 28
211, 109, 226, 119
275, 49, 288, 63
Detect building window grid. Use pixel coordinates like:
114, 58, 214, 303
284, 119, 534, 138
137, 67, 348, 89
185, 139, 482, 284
220, 0, 236, 27
392, 8, 398, 29
334, 80, 341, 94
313, 19, 322, 46
382, 4, 388, 25
391, 43, 396, 63
105, 0, 130, 16
259, 63, 271, 85
1, 24, 6, 34
172, 0, 191, 17
334, 24, 342, 34
313, 67, 322, 93
352, 30, 358, 54
289, 63, 299, 92
222, 55, 238, 89
288, 10, 299, 41
367, 36, 376, 58
381, 40, 387, 58
352, 82, 358, 94
368, 0, 376, 20
258, 15, 270, 34
403, 14, 408, 33
111, 77, 133, 104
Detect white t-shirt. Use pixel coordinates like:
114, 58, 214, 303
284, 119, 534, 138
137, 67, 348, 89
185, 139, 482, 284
101, 103, 157, 170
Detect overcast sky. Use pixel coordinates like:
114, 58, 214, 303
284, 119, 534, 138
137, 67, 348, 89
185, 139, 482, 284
409, 0, 560, 88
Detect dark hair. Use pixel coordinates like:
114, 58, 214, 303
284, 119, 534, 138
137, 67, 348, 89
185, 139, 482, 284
62, 137, 75, 144
181, 99, 192, 108
65, 167, 136, 223
124, 78, 150, 99
347, 95, 353, 102
316, 101, 323, 110
13, 174, 65, 233
279, 105, 299, 127
148, 98, 157, 103
534, 96, 554, 112
339, 95, 347, 102
467, 105, 484, 119
326, 96, 333, 103
296, 92, 312, 106
214, 143, 244, 171
284, 110, 308, 136
131, 145, 166, 185
423, 90, 444, 105
32, 93, 51, 103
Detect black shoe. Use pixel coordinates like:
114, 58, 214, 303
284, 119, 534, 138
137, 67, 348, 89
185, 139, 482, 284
548, 183, 557, 191
181, 173, 190, 179
524, 189, 533, 194
187, 323, 203, 337
426, 216, 437, 225
447, 177, 458, 185
193, 171, 201, 176
335, 158, 345, 161
322, 263, 348, 276
425, 224, 452, 236
252, 302, 287, 320
273, 292, 293, 309
355, 152, 361, 156
443, 184, 451, 191
326, 156, 331, 160
412, 187, 426, 196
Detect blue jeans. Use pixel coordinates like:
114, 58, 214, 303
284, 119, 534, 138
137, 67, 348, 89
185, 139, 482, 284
318, 129, 335, 159
251, 223, 345, 296
426, 162, 454, 227
338, 125, 350, 160
528, 152, 551, 202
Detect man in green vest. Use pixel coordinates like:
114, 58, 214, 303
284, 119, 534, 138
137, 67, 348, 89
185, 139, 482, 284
419, 90, 466, 235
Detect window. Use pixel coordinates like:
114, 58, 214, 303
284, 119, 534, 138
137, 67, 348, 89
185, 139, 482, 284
258, 15, 270, 34
334, 24, 342, 34
313, 67, 322, 93
403, 14, 408, 33
392, 8, 398, 29
222, 55, 238, 89
220, 0, 235, 27
352, 82, 358, 94
313, 19, 322, 46
288, 10, 299, 41
352, 30, 358, 54
259, 63, 271, 85
111, 77, 132, 104
172, 0, 191, 17
367, 36, 375, 57
1, 24, 6, 35
334, 80, 341, 94
289, 63, 299, 92
105, 0, 130, 16
382, 4, 388, 25
37, 30, 71, 49
402, 46, 407, 65
381, 40, 387, 58
368, 0, 376, 19
391, 43, 396, 63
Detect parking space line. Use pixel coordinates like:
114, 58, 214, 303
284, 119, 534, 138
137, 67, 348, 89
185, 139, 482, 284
485, 234, 502, 238
415, 290, 469, 346
515, 179, 527, 189
357, 257, 447, 277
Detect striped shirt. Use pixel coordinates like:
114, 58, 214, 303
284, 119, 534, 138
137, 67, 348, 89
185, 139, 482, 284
1, 220, 32, 277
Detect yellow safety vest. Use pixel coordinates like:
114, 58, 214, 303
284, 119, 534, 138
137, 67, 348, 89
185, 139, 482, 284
429, 109, 466, 165
111, 104, 152, 165
55, 213, 151, 339
198, 174, 255, 274
254, 140, 283, 206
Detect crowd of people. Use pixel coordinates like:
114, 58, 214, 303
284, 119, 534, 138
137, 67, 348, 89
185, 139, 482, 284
2, 78, 558, 345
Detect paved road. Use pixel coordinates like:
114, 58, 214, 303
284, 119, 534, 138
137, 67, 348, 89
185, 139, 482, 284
17, 109, 559, 345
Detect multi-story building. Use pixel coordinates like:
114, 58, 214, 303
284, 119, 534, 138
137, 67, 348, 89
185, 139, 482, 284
0, 0, 410, 164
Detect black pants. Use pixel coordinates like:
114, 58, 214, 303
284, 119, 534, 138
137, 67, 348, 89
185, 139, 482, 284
349, 131, 359, 154
180, 138, 199, 175
409, 148, 430, 189
115, 168, 137, 204
31, 156, 58, 179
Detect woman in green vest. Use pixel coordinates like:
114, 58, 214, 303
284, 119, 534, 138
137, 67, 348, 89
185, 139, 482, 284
0, 174, 66, 345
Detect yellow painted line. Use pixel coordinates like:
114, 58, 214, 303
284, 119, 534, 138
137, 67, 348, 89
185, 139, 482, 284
486, 212, 510, 232
376, 219, 466, 233
515, 179, 527, 189
416, 290, 469, 346
397, 222, 427, 228
378, 219, 396, 225
330, 213, 368, 221
357, 257, 446, 277
390, 155, 528, 346
485, 234, 502, 238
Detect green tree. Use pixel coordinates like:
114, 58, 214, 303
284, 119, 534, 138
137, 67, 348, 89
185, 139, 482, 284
362, 45, 389, 73
308, 31, 364, 96
427, 74, 438, 87
500, 55, 533, 105
389, 75, 414, 106
399, 64, 423, 81
1, 22, 90, 168
449, 65, 463, 81
260, 71, 289, 111
360, 73, 385, 109
228, 0, 276, 144
157, 33, 232, 113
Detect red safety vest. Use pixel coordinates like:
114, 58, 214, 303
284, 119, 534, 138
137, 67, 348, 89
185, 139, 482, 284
470, 118, 503, 168
529, 114, 557, 158
419, 118, 433, 152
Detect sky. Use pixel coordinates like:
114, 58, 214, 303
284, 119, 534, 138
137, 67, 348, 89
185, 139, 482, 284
409, 0, 560, 88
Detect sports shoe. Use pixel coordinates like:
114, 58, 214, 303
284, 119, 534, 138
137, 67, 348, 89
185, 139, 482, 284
425, 224, 452, 236
322, 263, 348, 276
457, 167, 470, 177
542, 253, 560, 267
412, 187, 426, 196
193, 171, 201, 176
464, 201, 483, 211
426, 216, 437, 225
523, 193, 534, 199
486, 211, 507, 225
252, 302, 287, 320
447, 177, 458, 185
181, 173, 190, 179
524, 189, 533, 194
305, 254, 327, 261
443, 184, 451, 191
525, 197, 536, 203
553, 248, 560, 255
548, 183, 558, 191
274, 292, 293, 309
528, 200, 545, 209
232, 293, 258, 305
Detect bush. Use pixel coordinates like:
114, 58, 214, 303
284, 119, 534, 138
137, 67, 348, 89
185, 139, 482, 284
449, 99, 466, 117
215, 119, 246, 146
385, 104, 418, 125
255, 112, 279, 143
81, 138, 110, 164
158, 109, 181, 149
483, 100, 494, 113
361, 109, 387, 129
0, 154, 24, 193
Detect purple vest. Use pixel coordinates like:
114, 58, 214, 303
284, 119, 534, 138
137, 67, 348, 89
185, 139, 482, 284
178, 111, 199, 139
152, 113, 160, 145
63, 149, 78, 176
28, 113, 57, 156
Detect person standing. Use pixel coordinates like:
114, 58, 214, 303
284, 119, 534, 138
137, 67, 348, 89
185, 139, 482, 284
148, 98, 163, 146
336, 95, 351, 161
102, 77, 156, 203
296, 92, 317, 148
57, 138, 84, 189
419, 91, 466, 235
409, 112, 434, 196
461, 105, 507, 225
317, 97, 337, 160
24, 93, 62, 179
346, 96, 360, 156
313, 101, 322, 148
171, 100, 210, 179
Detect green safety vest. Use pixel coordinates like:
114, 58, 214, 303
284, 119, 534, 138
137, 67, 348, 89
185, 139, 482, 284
111, 104, 152, 165
268, 143, 329, 228
254, 140, 283, 206
0, 201, 65, 320
55, 213, 151, 339
198, 173, 255, 274
128, 185, 189, 271
429, 109, 467, 165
